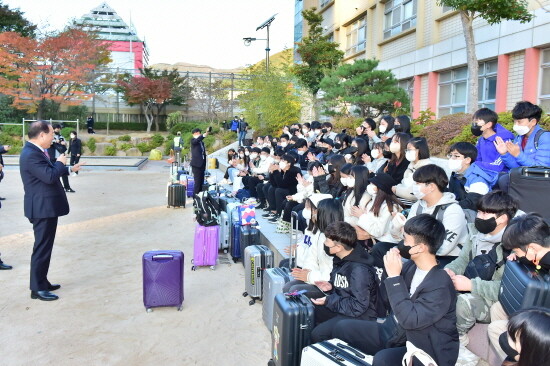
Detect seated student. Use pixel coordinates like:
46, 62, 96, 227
393, 137, 432, 203
471, 108, 514, 176
447, 142, 497, 212
495, 101, 550, 191
278, 134, 291, 152
373, 115, 396, 143
321, 121, 337, 141
293, 138, 309, 170
332, 214, 459, 366
258, 149, 284, 210
314, 154, 347, 199
352, 173, 402, 248
380, 132, 411, 184
356, 117, 378, 150
375, 164, 467, 268
311, 137, 335, 164
443, 191, 519, 364
310, 221, 379, 343
395, 115, 412, 137
362, 142, 389, 175
343, 165, 372, 228
265, 154, 301, 223
348, 138, 369, 166
283, 196, 342, 296
242, 147, 271, 197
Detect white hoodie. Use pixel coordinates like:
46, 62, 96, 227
252, 156, 273, 175
291, 177, 314, 203
357, 199, 401, 243
394, 158, 433, 201
301, 229, 333, 284
343, 191, 372, 226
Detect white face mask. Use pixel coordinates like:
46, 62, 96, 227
302, 208, 312, 220
302, 129, 309, 135
280, 142, 288, 148
389, 142, 400, 154
412, 183, 426, 200
513, 124, 530, 136
70, 134, 75, 139
340, 177, 348, 186
279, 161, 287, 170
308, 131, 315, 137
314, 129, 321, 135
347, 177, 356, 187
245, 151, 250, 156
239, 153, 244, 158
448, 158, 463, 173
260, 155, 267, 161
250, 153, 258, 159
379, 125, 387, 133
297, 150, 305, 155
405, 150, 417, 162
366, 184, 377, 196
274, 158, 280, 164
371, 149, 380, 159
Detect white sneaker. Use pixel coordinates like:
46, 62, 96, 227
456, 345, 480, 366
71, 172, 77, 177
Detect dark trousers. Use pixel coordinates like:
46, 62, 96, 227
257, 182, 269, 202
311, 306, 358, 343
192, 165, 205, 195
61, 175, 70, 189
266, 185, 277, 211
282, 200, 301, 222
274, 188, 290, 215
374, 347, 415, 366
371, 241, 398, 268
243, 176, 261, 197
30, 217, 59, 291
70, 155, 80, 175
332, 318, 385, 356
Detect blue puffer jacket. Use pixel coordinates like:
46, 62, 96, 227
502, 125, 550, 168
476, 124, 514, 173
464, 162, 499, 191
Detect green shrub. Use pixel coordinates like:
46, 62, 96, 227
104, 145, 116, 156
136, 142, 152, 153
120, 143, 133, 151
92, 122, 167, 131
87, 137, 96, 153
331, 115, 363, 134
1, 124, 23, 136
60, 127, 73, 140
150, 133, 165, 148
166, 111, 183, 130
411, 108, 436, 135
221, 131, 235, 145
164, 134, 175, 155
170, 121, 213, 135
417, 113, 472, 157
118, 134, 131, 141
0, 132, 16, 146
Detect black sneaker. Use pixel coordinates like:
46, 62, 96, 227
268, 215, 279, 223
262, 212, 273, 218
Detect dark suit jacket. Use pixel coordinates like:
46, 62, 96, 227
190, 135, 206, 168
68, 138, 82, 156
381, 261, 459, 366
19, 142, 70, 219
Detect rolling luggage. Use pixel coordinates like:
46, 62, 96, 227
239, 225, 261, 266
231, 221, 242, 263
142, 250, 184, 312
208, 157, 218, 169
192, 224, 219, 271
268, 292, 315, 366
499, 260, 550, 315
219, 211, 230, 253
262, 212, 299, 331
509, 166, 550, 219
300, 339, 372, 366
243, 244, 273, 305
167, 183, 186, 208
219, 196, 239, 213
184, 176, 195, 197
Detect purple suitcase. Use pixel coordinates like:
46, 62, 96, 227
192, 224, 219, 270
142, 250, 184, 312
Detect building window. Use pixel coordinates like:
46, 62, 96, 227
442, 5, 454, 12
438, 67, 468, 116
384, 0, 417, 39
398, 78, 414, 113
478, 60, 498, 111
320, 0, 331, 8
346, 17, 367, 56
540, 48, 550, 113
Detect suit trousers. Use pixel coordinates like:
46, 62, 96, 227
30, 217, 59, 291
192, 165, 205, 195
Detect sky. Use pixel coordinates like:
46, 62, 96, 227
3, 0, 296, 69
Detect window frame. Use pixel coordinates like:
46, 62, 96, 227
478, 59, 498, 111
438, 67, 468, 117
383, 0, 417, 40
345, 17, 367, 57
540, 48, 550, 112
398, 78, 414, 114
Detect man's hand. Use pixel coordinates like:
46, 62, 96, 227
258, 175, 264, 180
311, 297, 326, 306
451, 275, 472, 292
3, 145, 10, 151
314, 280, 332, 292
71, 161, 86, 173
383, 248, 403, 277
286, 195, 294, 201
77, 154, 80, 157
505, 140, 521, 157
494, 137, 508, 155
291, 268, 311, 282
311, 166, 324, 177
57, 153, 67, 165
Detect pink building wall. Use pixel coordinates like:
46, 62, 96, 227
105, 40, 145, 70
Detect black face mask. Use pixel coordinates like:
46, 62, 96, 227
498, 332, 519, 361
327, 164, 335, 174
383, 151, 392, 159
474, 217, 498, 234
349, 146, 358, 154
394, 124, 402, 133
324, 245, 336, 257
471, 124, 483, 137
397, 240, 417, 260
321, 128, 327, 134
334, 142, 342, 150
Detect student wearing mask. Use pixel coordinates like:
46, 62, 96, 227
356, 118, 378, 150
343, 165, 372, 229
67, 130, 82, 176
392, 137, 432, 203
350, 138, 369, 166
363, 142, 389, 175
395, 115, 412, 137
444, 191, 519, 364
382, 132, 410, 183
258, 149, 284, 210
293, 138, 310, 170
312, 138, 335, 164
337, 134, 355, 157
372, 115, 396, 143
278, 134, 290, 152
243, 147, 271, 198
311, 221, 379, 343
265, 154, 301, 223
332, 214, 459, 366
316, 155, 347, 199
321, 122, 337, 140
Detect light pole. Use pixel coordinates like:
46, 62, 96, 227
243, 14, 277, 73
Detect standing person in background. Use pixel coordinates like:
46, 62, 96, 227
48, 125, 75, 193
20, 121, 84, 301
190, 127, 210, 195
67, 131, 82, 176
86, 115, 95, 134
238, 118, 248, 147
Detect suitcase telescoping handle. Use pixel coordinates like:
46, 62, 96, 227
152, 254, 174, 261
289, 211, 299, 269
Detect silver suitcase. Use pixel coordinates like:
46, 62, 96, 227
219, 211, 230, 252
300, 338, 372, 366
243, 244, 273, 305
262, 212, 299, 331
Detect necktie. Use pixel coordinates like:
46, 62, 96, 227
521, 136, 528, 150
44, 149, 50, 159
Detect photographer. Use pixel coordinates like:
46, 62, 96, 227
47, 124, 75, 193
190, 126, 211, 195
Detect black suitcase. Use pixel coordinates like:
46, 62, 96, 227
167, 183, 186, 208
268, 292, 315, 366
243, 138, 253, 147
499, 260, 550, 315
509, 166, 550, 219
240, 225, 261, 267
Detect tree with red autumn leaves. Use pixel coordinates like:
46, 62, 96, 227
0, 27, 110, 119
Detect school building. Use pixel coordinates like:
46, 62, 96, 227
294, 0, 550, 118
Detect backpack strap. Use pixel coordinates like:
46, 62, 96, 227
534, 129, 548, 150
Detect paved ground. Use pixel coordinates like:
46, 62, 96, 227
0, 161, 271, 365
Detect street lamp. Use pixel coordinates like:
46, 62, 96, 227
243, 13, 277, 72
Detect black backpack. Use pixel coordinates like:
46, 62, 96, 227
193, 191, 220, 227
464, 242, 507, 281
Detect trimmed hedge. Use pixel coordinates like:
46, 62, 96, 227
417, 113, 472, 156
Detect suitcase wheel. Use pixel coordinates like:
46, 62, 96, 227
233, 257, 238, 263
249, 299, 255, 306
167, 205, 170, 208
146, 308, 153, 313
177, 306, 183, 311
190, 259, 194, 264
268, 360, 275, 366
210, 266, 215, 271
223, 249, 228, 254
191, 266, 196, 271
242, 291, 248, 297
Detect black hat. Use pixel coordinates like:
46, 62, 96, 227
261, 147, 271, 154
322, 138, 334, 147
370, 173, 397, 195
252, 147, 261, 153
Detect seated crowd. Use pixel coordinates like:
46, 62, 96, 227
225, 101, 550, 366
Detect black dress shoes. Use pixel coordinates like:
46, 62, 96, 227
31, 290, 59, 301
48, 284, 61, 291
0, 197, 5, 200
65, 188, 76, 193
0, 262, 12, 270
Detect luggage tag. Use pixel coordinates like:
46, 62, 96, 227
284, 289, 307, 299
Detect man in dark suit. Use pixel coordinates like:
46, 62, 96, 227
0, 144, 13, 270
20, 121, 83, 301
190, 127, 210, 195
